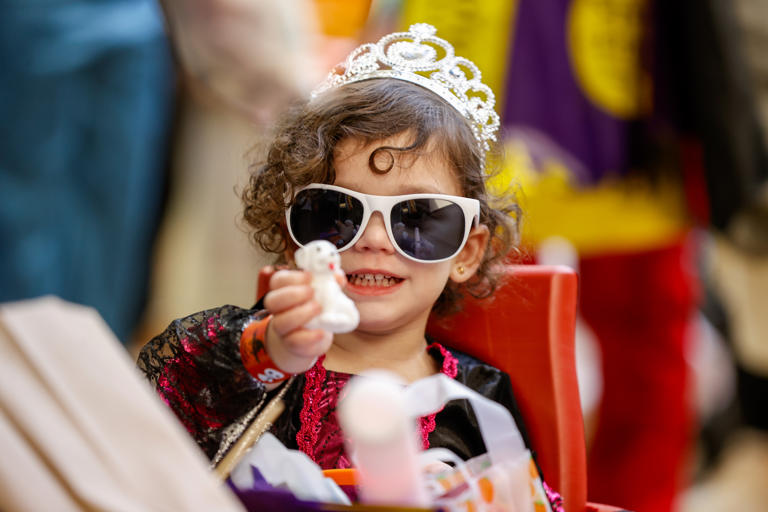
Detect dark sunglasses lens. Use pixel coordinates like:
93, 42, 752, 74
390, 199, 466, 261
290, 189, 364, 249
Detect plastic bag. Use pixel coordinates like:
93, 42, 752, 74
338, 372, 553, 511
404, 373, 552, 512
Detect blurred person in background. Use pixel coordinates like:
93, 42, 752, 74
500, 1, 700, 509
499, 1, 767, 511
0, 0, 175, 343
683, 0, 768, 509
0, 0, 369, 348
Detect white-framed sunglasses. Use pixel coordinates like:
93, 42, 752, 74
286, 183, 480, 263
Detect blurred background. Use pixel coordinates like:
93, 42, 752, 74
1, 1, 766, 511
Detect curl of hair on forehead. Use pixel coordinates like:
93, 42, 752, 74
368, 146, 397, 174
364, 129, 445, 175
242, 78, 520, 314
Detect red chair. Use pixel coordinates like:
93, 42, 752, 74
257, 265, 625, 511
427, 265, 624, 512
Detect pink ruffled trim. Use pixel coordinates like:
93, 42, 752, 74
419, 343, 458, 449
297, 343, 460, 464
297, 355, 328, 458
429, 342, 459, 379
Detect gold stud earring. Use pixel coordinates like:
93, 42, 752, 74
457, 265, 465, 275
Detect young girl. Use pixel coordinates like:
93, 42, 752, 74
138, 23, 562, 509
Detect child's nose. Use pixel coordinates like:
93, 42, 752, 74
354, 212, 395, 255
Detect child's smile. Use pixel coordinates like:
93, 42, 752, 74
345, 270, 405, 293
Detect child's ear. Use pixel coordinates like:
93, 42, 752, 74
450, 224, 490, 283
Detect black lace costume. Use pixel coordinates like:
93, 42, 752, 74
137, 304, 536, 466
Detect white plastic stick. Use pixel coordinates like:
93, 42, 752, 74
337, 371, 428, 507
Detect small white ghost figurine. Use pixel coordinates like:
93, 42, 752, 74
295, 240, 360, 333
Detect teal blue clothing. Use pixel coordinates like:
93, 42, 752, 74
0, 0, 174, 341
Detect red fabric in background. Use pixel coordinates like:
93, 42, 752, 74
579, 240, 698, 512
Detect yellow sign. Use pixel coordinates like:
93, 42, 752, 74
567, 0, 650, 119
400, 0, 519, 112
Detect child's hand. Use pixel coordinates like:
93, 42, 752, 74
262, 269, 333, 375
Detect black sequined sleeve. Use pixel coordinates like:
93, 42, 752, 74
136, 304, 270, 459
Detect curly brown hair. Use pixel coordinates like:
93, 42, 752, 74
242, 78, 519, 314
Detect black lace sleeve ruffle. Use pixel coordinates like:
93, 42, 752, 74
136, 305, 270, 459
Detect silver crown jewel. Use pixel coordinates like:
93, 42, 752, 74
312, 23, 500, 153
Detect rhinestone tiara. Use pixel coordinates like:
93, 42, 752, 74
311, 23, 500, 153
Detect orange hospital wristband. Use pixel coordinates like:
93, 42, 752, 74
239, 315, 293, 385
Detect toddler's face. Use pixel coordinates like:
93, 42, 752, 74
329, 133, 479, 335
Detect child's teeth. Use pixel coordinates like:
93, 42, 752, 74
351, 273, 398, 287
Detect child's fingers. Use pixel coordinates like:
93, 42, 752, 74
280, 329, 332, 360
263, 284, 314, 313
269, 269, 311, 290
270, 299, 322, 336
